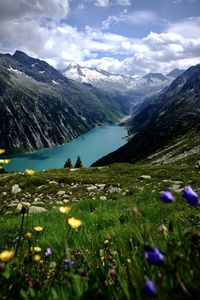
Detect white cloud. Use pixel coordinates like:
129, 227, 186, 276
126, 10, 158, 25
95, 0, 109, 7
0, 0, 70, 20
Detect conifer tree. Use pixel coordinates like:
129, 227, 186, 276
64, 157, 73, 168
74, 155, 83, 168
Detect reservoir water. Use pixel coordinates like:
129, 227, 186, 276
4, 125, 127, 172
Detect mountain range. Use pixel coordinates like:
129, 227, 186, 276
0, 51, 131, 154
92, 63, 200, 166
62, 63, 184, 115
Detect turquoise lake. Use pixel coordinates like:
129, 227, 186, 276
5, 125, 127, 172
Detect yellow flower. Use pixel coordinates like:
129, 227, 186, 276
34, 226, 43, 232
127, 258, 131, 263
132, 207, 139, 215
59, 206, 71, 214
33, 255, 41, 262
104, 239, 109, 245
0, 149, 5, 155
158, 224, 168, 234
0, 250, 15, 262
0, 159, 10, 164
34, 247, 42, 253
68, 217, 82, 229
25, 169, 36, 175
25, 232, 33, 239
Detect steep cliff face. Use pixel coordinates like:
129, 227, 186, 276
92, 64, 200, 166
0, 51, 129, 153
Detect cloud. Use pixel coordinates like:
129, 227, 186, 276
0, 0, 70, 20
126, 10, 158, 25
94, 0, 109, 7
0, 0, 199, 78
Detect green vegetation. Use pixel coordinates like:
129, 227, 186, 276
64, 158, 73, 169
0, 162, 200, 299
74, 155, 83, 169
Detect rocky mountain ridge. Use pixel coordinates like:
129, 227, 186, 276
92, 63, 200, 166
0, 51, 130, 154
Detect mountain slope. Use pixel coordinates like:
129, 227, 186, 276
0, 51, 129, 154
92, 63, 200, 166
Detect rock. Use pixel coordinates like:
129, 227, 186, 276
63, 199, 70, 204
29, 206, 47, 213
49, 181, 58, 185
70, 168, 79, 172
195, 160, 200, 169
34, 198, 40, 202
57, 191, 66, 196
96, 184, 106, 189
140, 175, 151, 180
16, 204, 47, 213
56, 201, 63, 205
108, 186, 122, 194
100, 196, 107, 200
87, 186, 98, 191
11, 184, 22, 194
2, 192, 7, 196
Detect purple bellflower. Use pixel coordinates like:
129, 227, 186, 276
145, 245, 165, 264
182, 186, 200, 207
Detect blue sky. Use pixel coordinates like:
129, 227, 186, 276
0, 0, 200, 76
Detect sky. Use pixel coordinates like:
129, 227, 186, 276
0, 0, 200, 76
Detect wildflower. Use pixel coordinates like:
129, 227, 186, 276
0, 250, 15, 262
104, 239, 109, 245
127, 258, 131, 263
67, 217, 82, 229
144, 278, 157, 297
45, 248, 52, 256
145, 245, 164, 264
108, 268, 117, 277
25, 169, 36, 175
34, 226, 43, 232
64, 259, 76, 267
25, 232, 33, 240
158, 224, 168, 234
160, 189, 175, 203
132, 207, 139, 215
0, 159, 10, 164
34, 247, 42, 253
182, 186, 200, 207
33, 255, 41, 262
13, 236, 23, 244
59, 206, 71, 214
20, 202, 31, 214
0, 149, 5, 155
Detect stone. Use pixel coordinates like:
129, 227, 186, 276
87, 186, 98, 191
63, 199, 70, 204
108, 186, 122, 194
11, 184, 22, 194
100, 196, 107, 200
49, 181, 58, 185
57, 191, 66, 196
140, 175, 151, 180
16, 204, 47, 214
70, 168, 79, 172
96, 184, 106, 189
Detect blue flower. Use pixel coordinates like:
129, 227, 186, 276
145, 245, 164, 264
182, 186, 200, 207
45, 248, 52, 256
64, 259, 76, 267
144, 278, 157, 297
160, 190, 175, 203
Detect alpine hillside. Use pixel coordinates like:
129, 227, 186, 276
0, 51, 132, 154
92, 63, 200, 166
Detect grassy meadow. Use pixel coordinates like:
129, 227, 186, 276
0, 163, 200, 299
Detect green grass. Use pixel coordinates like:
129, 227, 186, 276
0, 163, 200, 299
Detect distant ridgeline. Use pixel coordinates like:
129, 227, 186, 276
0, 51, 132, 154
92, 63, 200, 166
